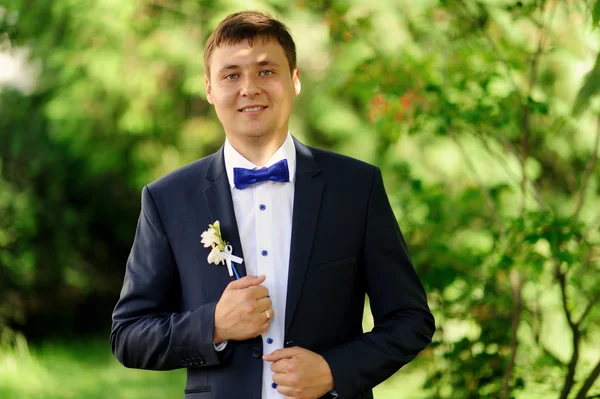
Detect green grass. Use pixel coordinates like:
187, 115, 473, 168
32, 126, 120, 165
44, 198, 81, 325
0, 334, 425, 398
0, 336, 185, 399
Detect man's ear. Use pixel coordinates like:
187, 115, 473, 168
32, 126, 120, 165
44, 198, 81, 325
292, 68, 301, 96
205, 75, 214, 104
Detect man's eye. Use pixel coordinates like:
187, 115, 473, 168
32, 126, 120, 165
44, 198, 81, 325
225, 74, 239, 80
260, 70, 273, 76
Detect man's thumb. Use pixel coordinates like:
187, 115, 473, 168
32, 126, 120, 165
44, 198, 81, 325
263, 348, 297, 362
227, 275, 266, 290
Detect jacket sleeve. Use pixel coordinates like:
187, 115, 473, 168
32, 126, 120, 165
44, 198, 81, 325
110, 185, 225, 370
320, 167, 435, 398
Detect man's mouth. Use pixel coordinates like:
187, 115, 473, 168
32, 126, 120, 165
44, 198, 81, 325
239, 106, 267, 112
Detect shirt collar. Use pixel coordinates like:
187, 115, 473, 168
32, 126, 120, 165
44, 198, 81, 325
223, 133, 297, 189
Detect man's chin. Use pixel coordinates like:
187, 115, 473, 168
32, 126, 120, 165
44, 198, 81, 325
224, 124, 289, 143
238, 131, 268, 140
229, 129, 276, 140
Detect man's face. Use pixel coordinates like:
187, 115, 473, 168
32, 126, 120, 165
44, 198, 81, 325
205, 39, 301, 144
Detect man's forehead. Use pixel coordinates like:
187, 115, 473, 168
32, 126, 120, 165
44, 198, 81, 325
210, 39, 286, 68
212, 37, 283, 56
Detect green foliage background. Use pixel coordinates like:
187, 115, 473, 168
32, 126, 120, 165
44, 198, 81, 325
1, 0, 600, 398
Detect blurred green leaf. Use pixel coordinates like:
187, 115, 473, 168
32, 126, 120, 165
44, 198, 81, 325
573, 52, 600, 116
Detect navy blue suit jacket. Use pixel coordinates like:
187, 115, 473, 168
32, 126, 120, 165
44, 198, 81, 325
110, 138, 435, 398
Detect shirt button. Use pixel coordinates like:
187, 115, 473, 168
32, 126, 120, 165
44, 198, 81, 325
267, 338, 273, 344
272, 383, 278, 389
260, 204, 266, 211
262, 250, 268, 256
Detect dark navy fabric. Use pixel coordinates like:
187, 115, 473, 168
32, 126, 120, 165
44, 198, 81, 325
110, 137, 435, 399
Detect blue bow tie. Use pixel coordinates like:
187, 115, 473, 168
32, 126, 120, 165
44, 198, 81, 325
233, 159, 290, 189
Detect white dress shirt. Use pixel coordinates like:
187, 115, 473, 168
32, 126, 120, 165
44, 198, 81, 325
223, 133, 296, 399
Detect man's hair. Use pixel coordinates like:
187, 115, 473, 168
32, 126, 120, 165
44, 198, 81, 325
204, 11, 297, 77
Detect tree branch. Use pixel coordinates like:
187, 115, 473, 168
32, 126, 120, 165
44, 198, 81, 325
573, 117, 600, 220
531, 297, 567, 367
501, 269, 523, 399
472, 132, 547, 209
574, 357, 600, 399
449, 130, 505, 237
458, 2, 521, 95
577, 289, 600, 327
556, 261, 582, 399
459, 0, 556, 215
145, 0, 206, 23
459, 3, 553, 397
519, 0, 551, 215
571, 241, 600, 327
556, 262, 576, 329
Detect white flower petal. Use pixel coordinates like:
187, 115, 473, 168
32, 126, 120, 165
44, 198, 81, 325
214, 251, 227, 265
207, 246, 222, 265
201, 229, 219, 248
204, 221, 229, 266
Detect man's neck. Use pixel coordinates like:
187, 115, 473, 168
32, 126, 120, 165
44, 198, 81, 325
226, 133, 288, 166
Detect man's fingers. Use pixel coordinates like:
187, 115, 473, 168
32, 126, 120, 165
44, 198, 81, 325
270, 358, 291, 373
226, 275, 266, 290
256, 297, 273, 312
258, 318, 271, 335
274, 381, 295, 397
263, 347, 300, 362
262, 308, 274, 323
246, 284, 270, 299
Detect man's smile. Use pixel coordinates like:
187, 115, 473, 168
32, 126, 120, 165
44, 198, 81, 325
238, 105, 268, 113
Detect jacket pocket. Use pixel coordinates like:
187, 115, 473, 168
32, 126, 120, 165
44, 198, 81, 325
185, 386, 211, 394
315, 255, 356, 268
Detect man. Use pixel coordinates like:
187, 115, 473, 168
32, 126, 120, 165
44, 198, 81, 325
111, 10, 435, 399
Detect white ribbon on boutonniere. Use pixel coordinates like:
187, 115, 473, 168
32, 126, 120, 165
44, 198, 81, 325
201, 220, 244, 278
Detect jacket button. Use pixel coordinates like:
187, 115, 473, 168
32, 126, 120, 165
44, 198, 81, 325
252, 347, 262, 359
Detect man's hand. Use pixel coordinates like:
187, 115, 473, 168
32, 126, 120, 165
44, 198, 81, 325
263, 347, 335, 399
214, 275, 272, 342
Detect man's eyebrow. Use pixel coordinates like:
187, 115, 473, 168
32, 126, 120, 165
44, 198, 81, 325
218, 64, 240, 74
217, 60, 280, 74
257, 60, 280, 67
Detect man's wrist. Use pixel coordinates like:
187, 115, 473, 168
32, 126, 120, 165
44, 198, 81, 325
320, 355, 335, 392
213, 328, 225, 344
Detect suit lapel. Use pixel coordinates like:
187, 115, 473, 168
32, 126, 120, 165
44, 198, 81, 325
285, 138, 324, 334
203, 147, 247, 281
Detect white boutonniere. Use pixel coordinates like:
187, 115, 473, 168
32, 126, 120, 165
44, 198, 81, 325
201, 220, 243, 278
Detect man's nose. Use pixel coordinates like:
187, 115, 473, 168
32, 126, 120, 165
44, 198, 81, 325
240, 75, 261, 96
